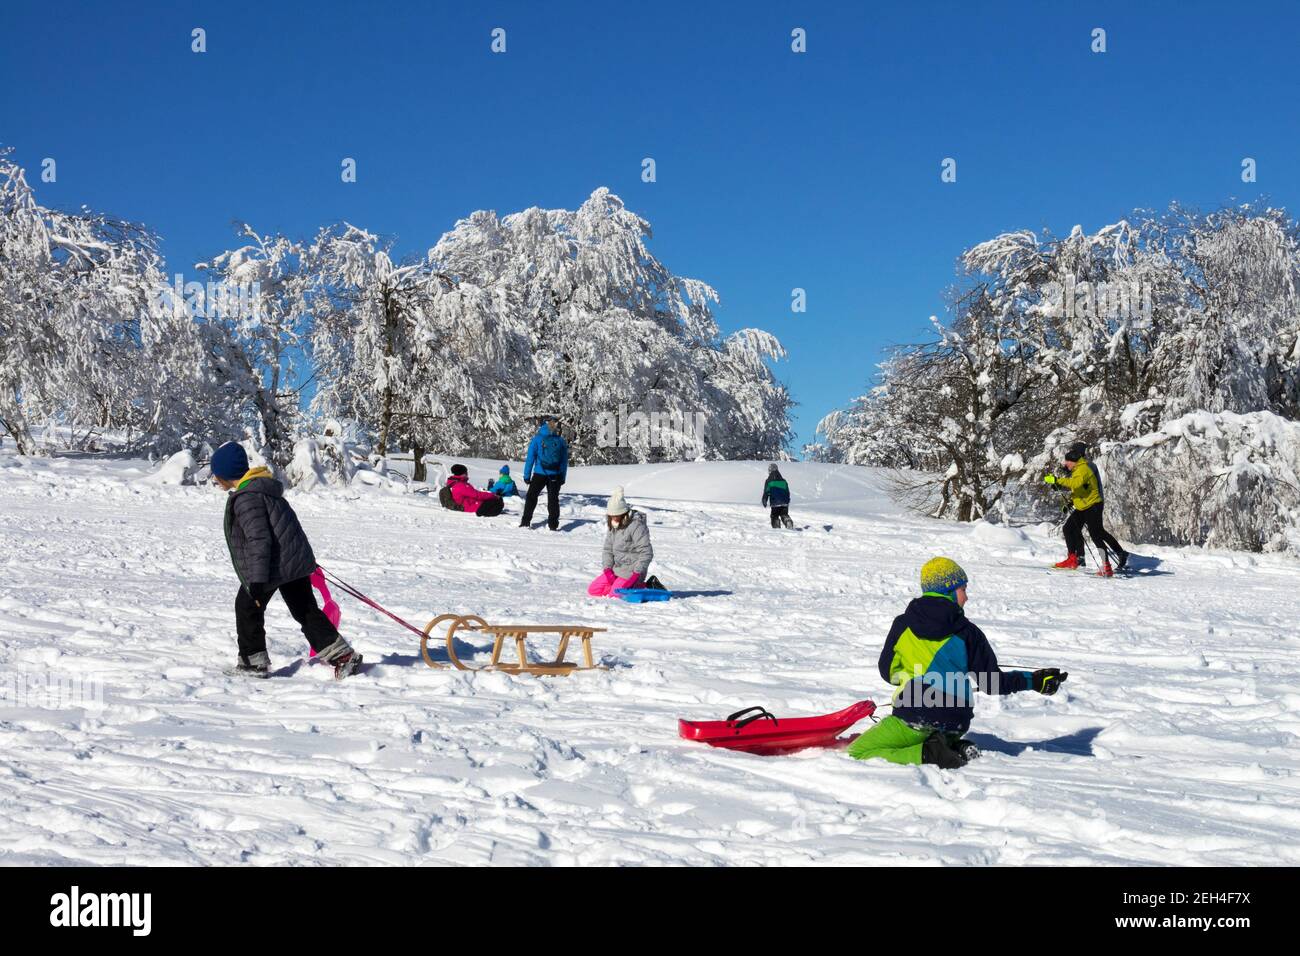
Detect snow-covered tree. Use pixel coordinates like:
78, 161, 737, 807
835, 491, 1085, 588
307, 222, 523, 477
427, 188, 791, 462
818, 201, 1300, 533
808, 368, 944, 470
0, 149, 174, 454
198, 226, 309, 470
1164, 206, 1300, 418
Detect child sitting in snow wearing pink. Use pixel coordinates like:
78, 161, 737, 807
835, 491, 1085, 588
588, 487, 654, 596
445, 463, 505, 517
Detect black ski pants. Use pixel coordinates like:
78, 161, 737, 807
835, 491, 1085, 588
521, 475, 562, 529
475, 495, 505, 517
1064, 502, 1125, 563
235, 576, 339, 658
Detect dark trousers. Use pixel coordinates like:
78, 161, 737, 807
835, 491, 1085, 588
770, 505, 790, 528
521, 475, 562, 529
476, 495, 504, 517
1064, 502, 1125, 562
235, 576, 339, 658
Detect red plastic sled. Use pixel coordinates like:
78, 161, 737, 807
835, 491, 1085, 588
678, 700, 877, 756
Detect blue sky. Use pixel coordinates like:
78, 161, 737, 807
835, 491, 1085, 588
3, 1, 1297, 451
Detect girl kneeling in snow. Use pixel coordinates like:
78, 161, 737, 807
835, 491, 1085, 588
588, 487, 654, 596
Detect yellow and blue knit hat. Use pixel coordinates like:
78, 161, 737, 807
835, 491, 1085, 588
920, 556, 968, 596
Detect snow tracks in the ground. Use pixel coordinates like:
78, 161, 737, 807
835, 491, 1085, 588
0, 453, 1298, 865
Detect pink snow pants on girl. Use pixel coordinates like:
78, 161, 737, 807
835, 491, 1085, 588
587, 569, 641, 597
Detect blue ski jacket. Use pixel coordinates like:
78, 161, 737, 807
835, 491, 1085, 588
524, 423, 568, 482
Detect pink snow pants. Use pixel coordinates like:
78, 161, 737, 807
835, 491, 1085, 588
587, 569, 641, 597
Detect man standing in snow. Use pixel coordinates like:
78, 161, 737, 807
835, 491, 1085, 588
1044, 442, 1128, 575
761, 463, 794, 529
211, 441, 361, 679
848, 557, 1067, 769
520, 417, 568, 530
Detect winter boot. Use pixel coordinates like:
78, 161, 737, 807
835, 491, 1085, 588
921, 732, 967, 769
230, 651, 270, 679
317, 637, 362, 680
781, 515, 795, 530
1053, 553, 1080, 570
954, 739, 982, 763
1098, 561, 1114, 578
331, 651, 363, 679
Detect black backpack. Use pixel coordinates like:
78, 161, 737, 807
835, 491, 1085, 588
438, 485, 464, 512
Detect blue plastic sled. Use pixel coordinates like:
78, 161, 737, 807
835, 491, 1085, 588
614, 588, 672, 603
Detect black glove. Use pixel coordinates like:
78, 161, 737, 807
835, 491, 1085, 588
1032, 668, 1068, 695
246, 582, 273, 607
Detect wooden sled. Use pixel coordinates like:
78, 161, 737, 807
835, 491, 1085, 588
421, 613, 608, 676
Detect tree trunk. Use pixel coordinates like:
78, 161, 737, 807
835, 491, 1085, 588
411, 440, 426, 482
0, 386, 35, 456
377, 383, 394, 458
376, 290, 399, 458
1, 416, 33, 456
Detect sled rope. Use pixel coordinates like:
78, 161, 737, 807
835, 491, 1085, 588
318, 567, 426, 638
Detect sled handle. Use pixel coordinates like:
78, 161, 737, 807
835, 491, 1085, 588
726, 706, 778, 731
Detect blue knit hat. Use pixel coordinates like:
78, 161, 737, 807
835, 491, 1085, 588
211, 442, 249, 481
920, 556, 968, 596
499, 465, 510, 474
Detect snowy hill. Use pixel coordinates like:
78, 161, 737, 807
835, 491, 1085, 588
1, 448, 1298, 865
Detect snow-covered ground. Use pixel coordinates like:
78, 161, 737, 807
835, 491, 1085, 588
2, 449, 1298, 866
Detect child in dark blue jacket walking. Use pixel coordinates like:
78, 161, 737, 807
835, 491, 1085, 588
761, 464, 794, 529
211, 441, 361, 680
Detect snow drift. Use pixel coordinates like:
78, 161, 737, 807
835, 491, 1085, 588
1099, 410, 1300, 555
2, 446, 1299, 866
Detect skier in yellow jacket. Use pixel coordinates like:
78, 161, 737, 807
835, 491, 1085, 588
1044, 442, 1128, 575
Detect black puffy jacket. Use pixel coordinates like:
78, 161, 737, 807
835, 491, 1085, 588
222, 469, 318, 588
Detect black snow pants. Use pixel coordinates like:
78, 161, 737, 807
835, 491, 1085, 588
475, 495, 505, 517
520, 475, 562, 529
235, 576, 339, 658
1064, 502, 1125, 563
770, 505, 791, 529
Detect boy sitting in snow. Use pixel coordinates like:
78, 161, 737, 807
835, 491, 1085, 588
848, 557, 1067, 768
210, 441, 361, 679
487, 465, 519, 497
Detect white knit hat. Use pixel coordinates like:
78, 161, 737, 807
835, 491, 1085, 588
606, 486, 630, 516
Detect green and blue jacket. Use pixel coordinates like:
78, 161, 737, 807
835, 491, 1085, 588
878, 594, 1032, 733
762, 472, 791, 507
